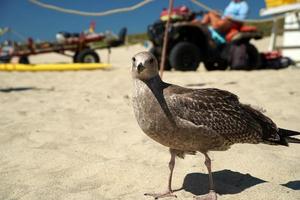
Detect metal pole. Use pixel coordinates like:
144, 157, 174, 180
268, 18, 278, 51
159, 0, 174, 78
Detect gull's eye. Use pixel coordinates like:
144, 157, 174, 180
132, 57, 136, 62
149, 57, 154, 64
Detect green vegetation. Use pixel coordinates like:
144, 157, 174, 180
127, 32, 148, 44
89, 32, 148, 48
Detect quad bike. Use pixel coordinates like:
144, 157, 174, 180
147, 6, 263, 71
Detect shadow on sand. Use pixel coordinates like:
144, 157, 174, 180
0, 87, 54, 93
282, 180, 300, 190
182, 169, 266, 195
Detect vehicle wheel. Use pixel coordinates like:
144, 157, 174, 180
169, 42, 201, 71
149, 47, 171, 70
246, 43, 261, 69
73, 51, 79, 63
204, 60, 228, 71
0, 56, 11, 63
75, 49, 100, 63
19, 56, 30, 64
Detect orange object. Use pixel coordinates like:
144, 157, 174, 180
240, 26, 257, 32
265, 0, 297, 8
160, 5, 191, 21
226, 25, 257, 42
89, 21, 96, 33
263, 50, 282, 59
226, 29, 239, 41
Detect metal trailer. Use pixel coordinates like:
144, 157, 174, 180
0, 27, 127, 64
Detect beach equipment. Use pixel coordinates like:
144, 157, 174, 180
0, 26, 127, 64
261, 0, 300, 65
148, 5, 262, 71
265, 0, 298, 8
0, 63, 111, 71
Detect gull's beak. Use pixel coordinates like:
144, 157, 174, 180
137, 63, 145, 73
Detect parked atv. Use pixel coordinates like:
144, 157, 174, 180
147, 6, 263, 71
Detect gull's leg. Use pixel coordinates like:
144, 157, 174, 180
145, 148, 178, 199
194, 153, 217, 200
204, 153, 214, 191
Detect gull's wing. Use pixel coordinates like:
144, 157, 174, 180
165, 85, 264, 144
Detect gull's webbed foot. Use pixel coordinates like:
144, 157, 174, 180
144, 190, 177, 199
194, 190, 217, 200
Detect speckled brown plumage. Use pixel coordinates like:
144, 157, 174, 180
131, 51, 300, 200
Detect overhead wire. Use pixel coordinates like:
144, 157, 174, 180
29, 0, 154, 17
10, 29, 27, 41
28, 0, 286, 22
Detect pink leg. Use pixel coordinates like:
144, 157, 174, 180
205, 153, 214, 191
145, 149, 178, 199
194, 153, 217, 200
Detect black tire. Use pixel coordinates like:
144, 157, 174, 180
204, 59, 228, 71
19, 56, 30, 64
169, 42, 201, 71
246, 43, 261, 69
149, 47, 171, 71
0, 56, 11, 63
73, 51, 79, 63
75, 49, 100, 63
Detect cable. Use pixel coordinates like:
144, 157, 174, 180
29, 0, 154, 17
10, 29, 27, 40
190, 0, 214, 12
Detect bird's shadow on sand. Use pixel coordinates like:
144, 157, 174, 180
282, 180, 300, 190
182, 169, 266, 195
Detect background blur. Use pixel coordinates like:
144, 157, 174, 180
0, 0, 268, 42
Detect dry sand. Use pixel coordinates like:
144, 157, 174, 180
0, 38, 299, 200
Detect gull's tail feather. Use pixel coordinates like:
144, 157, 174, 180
278, 128, 300, 146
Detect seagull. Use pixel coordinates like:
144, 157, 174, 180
131, 51, 300, 200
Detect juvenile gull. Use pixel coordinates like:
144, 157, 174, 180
131, 51, 300, 200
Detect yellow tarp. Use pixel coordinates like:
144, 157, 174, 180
0, 63, 111, 71
265, 0, 297, 8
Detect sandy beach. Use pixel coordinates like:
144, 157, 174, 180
0, 37, 299, 200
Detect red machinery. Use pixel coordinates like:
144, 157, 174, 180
0, 27, 127, 64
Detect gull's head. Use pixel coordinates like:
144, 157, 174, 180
131, 51, 159, 81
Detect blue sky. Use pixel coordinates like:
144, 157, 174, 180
0, 0, 266, 42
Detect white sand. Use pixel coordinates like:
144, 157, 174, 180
0, 38, 299, 200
